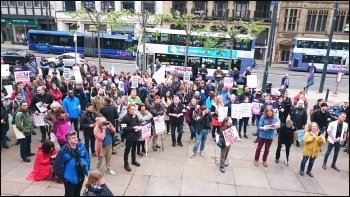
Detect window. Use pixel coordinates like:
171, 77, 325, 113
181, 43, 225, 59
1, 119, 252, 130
42, 1, 48, 8
170, 24, 184, 30
17, 1, 25, 7
297, 40, 349, 50
334, 11, 347, 32
235, 1, 249, 18
172, 1, 186, 15
213, 2, 228, 18
302, 55, 344, 64
63, 1, 76, 11
305, 10, 328, 32
101, 1, 115, 11
1, 1, 7, 7
9, 1, 16, 7
33, 1, 41, 8
283, 9, 298, 31
122, 1, 134, 11
25, 1, 32, 7
142, 1, 155, 14
81, 1, 95, 9
192, 1, 207, 16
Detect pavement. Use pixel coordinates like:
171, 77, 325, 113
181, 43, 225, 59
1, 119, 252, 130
1, 97, 349, 196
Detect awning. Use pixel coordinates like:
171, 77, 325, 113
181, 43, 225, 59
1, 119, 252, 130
279, 40, 293, 46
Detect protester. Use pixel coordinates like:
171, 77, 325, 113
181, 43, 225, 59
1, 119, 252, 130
167, 95, 185, 147
190, 105, 210, 158
275, 120, 296, 166
83, 169, 114, 196
1, 98, 10, 149
62, 90, 81, 140
53, 109, 72, 147
136, 104, 153, 155
218, 117, 232, 173
80, 103, 99, 155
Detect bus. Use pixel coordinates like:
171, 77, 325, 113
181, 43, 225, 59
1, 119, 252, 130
137, 28, 256, 82
27, 30, 138, 60
289, 37, 349, 74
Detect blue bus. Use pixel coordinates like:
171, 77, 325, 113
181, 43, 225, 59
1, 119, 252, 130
289, 37, 349, 74
27, 30, 138, 60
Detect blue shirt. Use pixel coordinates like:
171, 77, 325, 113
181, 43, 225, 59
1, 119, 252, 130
258, 116, 278, 140
102, 128, 113, 147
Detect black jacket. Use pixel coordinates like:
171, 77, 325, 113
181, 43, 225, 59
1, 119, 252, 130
120, 113, 141, 141
278, 124, 296, 145
196, 113, 212, 133
86, 184, 114, 196
290, 107, 307, 130
74, 88, 86, 109
80, 111, 98, 134
239, 92, 253, 103
100, 104, 119, 127
30, 93, 54, 112
167, 103, 185, 124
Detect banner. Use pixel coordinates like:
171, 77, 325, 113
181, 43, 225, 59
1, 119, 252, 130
25, 58, 39, 77
231, 104, 242, 119
63, 68, 70, 80
251, 102, 263, 115
141, 120, 152, 141
241, 103, 252, 117
153, 115, 166, 135
14, 71, 30, 84
1, 64, 10, 76
223, 77, 233, 88
222, 126, 240, 145
72, 66, 83, 83
218, 106, 228, 122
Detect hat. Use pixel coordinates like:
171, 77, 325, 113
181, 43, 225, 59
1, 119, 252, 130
320, 102, 328, 107
255, 88, 261, 92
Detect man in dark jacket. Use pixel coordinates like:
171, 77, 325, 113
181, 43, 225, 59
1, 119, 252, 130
31, 85, 54, 142
290, 100, 308, 147
80, 103, 98, 155
120, 104, 141, 172
239, 86, 253, 103
100, 97, 119, 154
167, 95, 185, 147
312, 102, 332, 135
74, 83, 88, 110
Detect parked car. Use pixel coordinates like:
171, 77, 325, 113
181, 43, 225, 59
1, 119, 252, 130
1, 50, 26, 65
47, 53, 86, 68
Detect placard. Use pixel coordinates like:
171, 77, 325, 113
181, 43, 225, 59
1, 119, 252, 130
1, 64, 10, 76
33, 113, 47, 126
218, 106, 228, 122
63, 68, 70, 80
222, 126, 241, 145
246, 75, 258, 88
336, 72, 343, 83
231, 104, 242, 119
223, 77, 233, 88
14, 71, 30, 84
241, 103, 252, 117
152, 65, 165, 84
72, 66, 83, 83
141, 121, 152, 141
153, 115, 166, 135
251, 102, 263, 115
3, 85, 13, 95
131, 76, 139, 88
183, 71, 190, 81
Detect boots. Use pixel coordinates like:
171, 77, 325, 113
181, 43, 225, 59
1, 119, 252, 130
124, 164, 131, 172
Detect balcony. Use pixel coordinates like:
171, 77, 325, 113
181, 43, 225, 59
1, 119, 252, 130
171, 8, 187, 16
254, 11, 271, 21
191, 8, 208, 18
232, 10, 250, 20
212, 9, 230, 19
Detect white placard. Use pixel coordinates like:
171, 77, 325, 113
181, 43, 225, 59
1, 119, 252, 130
218, 107, 228, 122
152, 65, 165, 84
247, 75, 258, 88
33, 113, 47, 126
111, 67, 115, 76
3, 85, 13, 95
223, 126, 241, 145
183, 71, 190, 81
241, 103, 252, 118
231, 104, 242, 119
1, 64, 10, 76
36, 102, 48, 113
131, 76, 139, 88
153, 115, 166, 135
72, 66, 83, 83
63, 68, 70, 80
223, 77, 234, 88
336, 72, 343, 83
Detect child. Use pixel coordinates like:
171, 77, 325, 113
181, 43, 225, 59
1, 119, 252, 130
83, 169, 114, 196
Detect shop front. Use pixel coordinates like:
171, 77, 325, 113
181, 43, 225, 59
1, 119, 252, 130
1, 18, 38, 44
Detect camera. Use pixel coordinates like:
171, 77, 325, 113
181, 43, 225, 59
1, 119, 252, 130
103, 121, 110, 126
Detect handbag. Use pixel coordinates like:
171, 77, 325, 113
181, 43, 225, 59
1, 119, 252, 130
13, 124, 25, 139
217, 140, 225, 148
211, 117, 221, 127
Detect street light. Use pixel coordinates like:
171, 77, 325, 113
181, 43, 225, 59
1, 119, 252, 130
319, 1, 338, 93
261, 1, 279, 92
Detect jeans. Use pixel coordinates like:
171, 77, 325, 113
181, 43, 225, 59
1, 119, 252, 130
83, 131, 95, 154
171, 123, 184, 144
64, 179, 84, 196
214, 80, 221, 92
255, 115, 262, 138
1, 128, 8, 147
231, 118, 238, 129
300, 156, 316, 173
319, 127, 326, 135
254, 138, 273, 162
124, 140, 137, 165
20, 135, 31, 159
188, 124, 196, 140
137, 141, 145, 152
239, 117, 249, 134
192, 129, 209, 153
323, 142, 341, 166
69, 118, 79, 139
275, 141, 292, 161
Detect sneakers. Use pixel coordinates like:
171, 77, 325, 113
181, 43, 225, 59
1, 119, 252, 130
23, 157, 31, 162
299, 171, 304, 176
189, 153, 195, 158
220, 167, 225, 173
253, 160, 259, 167
306, 172, 314, 177
284, 161, 289, 166
262, 161, 268, 167
331, 165, 340, 172
322, 164, 327, 170
107, 169, 116, 175
178, 142, 183, 147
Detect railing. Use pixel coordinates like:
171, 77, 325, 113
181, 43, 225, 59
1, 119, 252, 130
232, 10, 250, 20
254, 11, 272, 21
171, 8, 187, 16
212, 9, 230, 19
191, 8, 208, 18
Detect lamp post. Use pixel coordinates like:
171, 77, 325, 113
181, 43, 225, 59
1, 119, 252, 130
261, 1, 279, 92
319, 1, 338, 93
74, 33, 77, 66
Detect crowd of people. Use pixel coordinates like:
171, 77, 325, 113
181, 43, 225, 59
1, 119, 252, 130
0, 59, 349, 196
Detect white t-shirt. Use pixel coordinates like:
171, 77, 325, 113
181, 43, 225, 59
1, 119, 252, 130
327, 121, 348, 144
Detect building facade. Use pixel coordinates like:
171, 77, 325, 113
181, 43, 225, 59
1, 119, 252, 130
1, 1, 55, 43
276, 1, 349, 63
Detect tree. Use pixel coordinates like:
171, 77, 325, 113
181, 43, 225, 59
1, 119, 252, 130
214, 19, 266, 70
123, 10, 172, 73
66, 8, 127, 75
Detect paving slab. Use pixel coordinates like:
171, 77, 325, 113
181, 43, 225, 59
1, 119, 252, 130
218, 184, 238, 196
180, 179, 218, 196
144, 176, 182, 196
124, 175, 150, 196
233, 167, 270, 188
1, 181, 30, 196
151, 159, 184, 179
40, 186, 65, 196
236, 185, 273, 196
182, 162, 217, 183
19, 184, 49, 196
314, 176, 350, 196
104, 173, 133, 195
265, 171, 306, 192
272, 189, 310, 196
296, 173, 327, 195
134, 157, 156, 176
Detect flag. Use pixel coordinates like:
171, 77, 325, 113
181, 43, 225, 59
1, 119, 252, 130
25, 58, 39, 78
305, 61, 315, 93
152, 65, 165, 84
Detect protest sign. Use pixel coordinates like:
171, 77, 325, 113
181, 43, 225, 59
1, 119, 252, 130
223, 77, 234, 88
153, 115, 166, 135
241, 103, 252, 117
131, 76, 139, 88
1, 64, 10, 76
141, 121, 152, 141
183, 71, 190, 81
14, 71, 30, 84
247, 75, 258, 88
63, 68, 70, 80
3, 85, 13, 95
72, 66, 83, 83
218, 107, 228, 122
231, 104, 242, 119
251, 102, 263, 115
222, 126, 241, 145
152, 66, 165, 84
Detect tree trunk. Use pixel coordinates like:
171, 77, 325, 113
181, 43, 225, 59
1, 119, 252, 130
228, 39, 234, 71
184, 35, 189, 72
142, 35, 147, 73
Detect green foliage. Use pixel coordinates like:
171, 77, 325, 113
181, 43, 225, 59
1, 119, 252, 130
197, 24, 224, 55
127, 44, 138, 53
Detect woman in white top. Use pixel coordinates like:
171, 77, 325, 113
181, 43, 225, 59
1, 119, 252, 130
161, 90, 173, 134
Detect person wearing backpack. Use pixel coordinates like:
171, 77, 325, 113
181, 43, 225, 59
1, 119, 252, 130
311, 102, 332, 136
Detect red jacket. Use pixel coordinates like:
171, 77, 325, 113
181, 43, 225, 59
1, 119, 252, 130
50, 89, 63, 104
26, 146, 57, 181
10, 88, 32, 105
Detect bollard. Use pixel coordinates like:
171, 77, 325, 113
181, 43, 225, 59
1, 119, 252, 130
325, 89, 330, 102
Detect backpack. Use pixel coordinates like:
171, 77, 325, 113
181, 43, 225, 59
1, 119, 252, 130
11, 110, 20, 125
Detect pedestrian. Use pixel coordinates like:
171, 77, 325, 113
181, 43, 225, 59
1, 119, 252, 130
242, 67, 252, 89
167, 95, 185, 147
62, 90, 81, 140
120, 104, 142, 172
136, 103, 153, 155
275, 120, 296, 166
40, 57, 50, 79
322, 112, 348, 172
238, 96, 250, 139
185, 98, 201, 143
15, 101, 35, 162
290, 100, 308, 147
94, 117, 116, 175
211, 96, 224, 142
83, 169, 114, 196
254, 106, 279, 167
190, 105, 210, 158
53, 109, 72, 147
54, 130, 90, 196
311, 102, 332, 135
198, 64, 208, 80
213, 67, 224, 92
150, 95, 165, 151
218, 117, 232, 173
161, 91, 173, 134
80, 103, 98, 156
57, 58, 65, 77
299, 122, 326, 177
